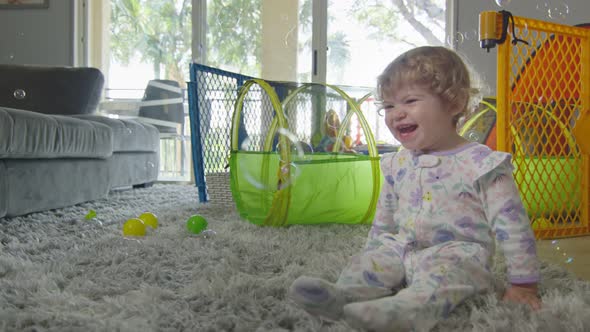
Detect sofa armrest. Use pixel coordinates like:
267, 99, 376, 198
0, 64, 104, 115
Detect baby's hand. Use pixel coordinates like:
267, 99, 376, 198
502, 283, 542, 310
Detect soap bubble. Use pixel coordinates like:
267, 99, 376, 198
548, 3, 569, 20
495, 0, 512, 7
284, 26, 296, 47
201, 229, 217, 239
463, 29, 478, 41
550, 239, 574, 264
446, 32, 465, 47
238, 128, 304, 191
467, 131, 480, 142
536, 1, 549, 13
13, 89, 26, 100
275, 128, 311, 162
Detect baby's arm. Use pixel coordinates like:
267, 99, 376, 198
479, 158, 541, 309
366, 153, 399, 246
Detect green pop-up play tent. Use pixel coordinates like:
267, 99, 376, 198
229, 79, 382, 227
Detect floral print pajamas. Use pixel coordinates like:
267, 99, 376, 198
338, 143, 540, 330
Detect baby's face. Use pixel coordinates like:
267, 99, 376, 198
381, 85, 463, 153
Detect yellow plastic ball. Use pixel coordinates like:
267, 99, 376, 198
139, 212, 158, 229
123, 218, 146, 236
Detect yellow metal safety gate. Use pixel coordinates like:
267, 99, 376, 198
482, 12, 590, 239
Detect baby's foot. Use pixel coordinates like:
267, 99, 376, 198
288, 276, 350, 321
343, 297, 412, 332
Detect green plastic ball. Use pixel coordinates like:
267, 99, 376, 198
187, 215, 208, 234
139, 212, 158, 229
123, 218, 146, 237
85, 209, 97, 220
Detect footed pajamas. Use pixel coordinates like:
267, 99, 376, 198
289, 143, 540, 331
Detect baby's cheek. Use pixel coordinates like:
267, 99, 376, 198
386, 124, 397, 136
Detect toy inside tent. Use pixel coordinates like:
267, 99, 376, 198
467, 13, 590, 238
229, 79, 383, 227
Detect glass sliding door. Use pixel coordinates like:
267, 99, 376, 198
107, 0, 193, 182
103, 0, 449, 98
324, 0, 446, 146
199, 0, 446, 85
197, 0, 447, 148
99, 0, 449, 183
203, 0, 312, 82
108, 0, 192, 96
326, 0, 446, 87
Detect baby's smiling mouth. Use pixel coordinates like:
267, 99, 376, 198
397, 124, 418, 134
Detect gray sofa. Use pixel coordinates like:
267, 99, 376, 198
0, 64, 160, 218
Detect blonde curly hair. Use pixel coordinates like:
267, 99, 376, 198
377, 46, 482, 126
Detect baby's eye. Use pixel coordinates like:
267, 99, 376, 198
405, 98, 418, 104
376, 103, 394, 116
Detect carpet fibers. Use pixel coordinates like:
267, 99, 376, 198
0, 184, 589, 332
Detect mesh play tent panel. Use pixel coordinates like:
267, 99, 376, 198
229, 79, 381, 226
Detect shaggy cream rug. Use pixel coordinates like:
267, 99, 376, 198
0, 184, 589, 331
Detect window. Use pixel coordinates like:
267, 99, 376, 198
326, 0, 446, 87
201, 0, 311, 82
197, 0, 446, 146
108, 0, 192, 97
198, 0, 446, 87
106, 0, 193, 182
99, 0, 447, 180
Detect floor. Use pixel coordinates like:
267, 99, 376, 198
536, 236, 590, 281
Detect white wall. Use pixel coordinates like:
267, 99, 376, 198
261, 0, 299, 81
0, 0, 75, 66
454, 0, 590, 96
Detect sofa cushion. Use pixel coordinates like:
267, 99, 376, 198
0, 107, 112, 159
0, 64, 104, 115
71, 115, 160, 153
